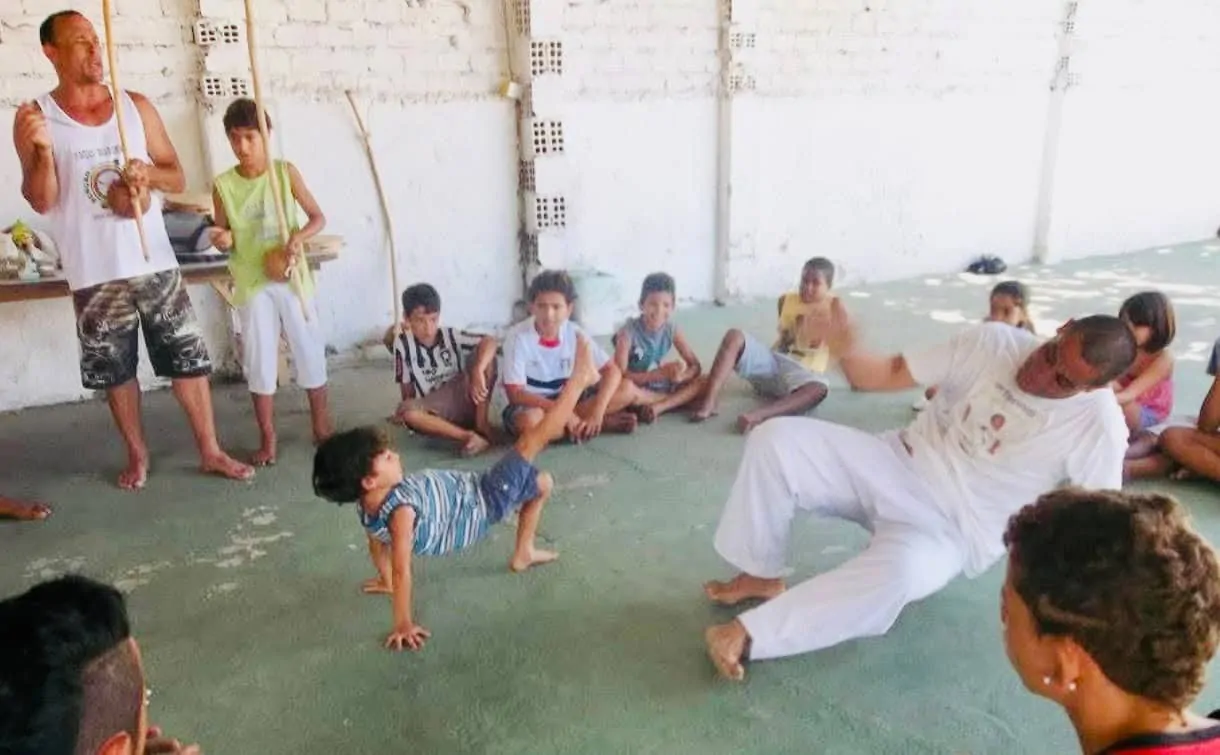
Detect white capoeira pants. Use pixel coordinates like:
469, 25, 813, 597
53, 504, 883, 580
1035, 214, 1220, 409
239, 283, 327, 396
713, 417, 967, 661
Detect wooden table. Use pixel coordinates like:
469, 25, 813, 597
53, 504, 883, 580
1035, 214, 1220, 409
0, 242, 344, 385
0, 248, 340, 304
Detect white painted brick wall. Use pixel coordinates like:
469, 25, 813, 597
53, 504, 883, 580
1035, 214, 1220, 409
0, 0, 197, 107
1071, 0, 1220, 87
564, 0, 720, 100
4, 1, 1214, 107
749, 0, 1063, 98
0, 0, 509, 107
225, 0, 508, 101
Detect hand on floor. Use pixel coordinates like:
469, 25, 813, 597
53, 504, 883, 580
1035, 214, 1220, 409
145, 725, 202, 754
361, 577, 392, 595
385, 622, 430, 651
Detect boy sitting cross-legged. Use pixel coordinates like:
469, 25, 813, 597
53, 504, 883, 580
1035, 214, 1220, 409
502, 270, 640, 442
389, 283, 499, 456
613, 272, 706, 422
691, 256, 846, 433
312, 336, 602, 651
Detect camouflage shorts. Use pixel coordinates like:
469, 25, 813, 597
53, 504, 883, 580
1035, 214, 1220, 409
72, 269, 212, 390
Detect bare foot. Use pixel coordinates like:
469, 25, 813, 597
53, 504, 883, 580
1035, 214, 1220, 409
603, 412, 638, 434
704, 573, 786, 606
705, 621, 748, 681
201, 453, 256, 482
736, 412, 762, 434
690, 403, 718, 423
250, 443, 277, 467
118, 455, 149, 491
635, 404, 659, 424
460, 433, 491, 457
361, 577, 392, 595
510, 548, 559, 572
572, 336, 600, 388
0, 497, 52, 521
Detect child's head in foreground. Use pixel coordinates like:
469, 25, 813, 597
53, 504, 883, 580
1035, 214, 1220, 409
797, 257, 835, 303
988, 281, 1035, 333
313, 427, 403, 504
1001, 487, 1220, 714
222, 98, 271, 171
527, 270, 576, 338
401, 283, 442, 346
1119, 290, 1176, 353
638, 272, 675, 332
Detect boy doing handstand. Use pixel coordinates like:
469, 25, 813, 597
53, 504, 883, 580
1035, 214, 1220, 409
312, 337, 600, 651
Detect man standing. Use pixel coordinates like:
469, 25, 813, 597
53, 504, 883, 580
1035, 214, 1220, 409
13, 10, 253, 489
703, 316, 1136, 681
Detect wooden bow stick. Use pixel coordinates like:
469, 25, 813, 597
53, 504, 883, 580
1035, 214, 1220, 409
345, 91, 401, 325
243, 0, 309, 321
101, 0, 150, 261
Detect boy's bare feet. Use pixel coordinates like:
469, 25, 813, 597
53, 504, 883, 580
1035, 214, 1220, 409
603, 411, 638, 434
690, 401, 718, 422
736, 412, 763, 434
201, 453, 256, 482
361, 577, 392, 595
510, 547, 559, 572
572, 336, 600, 388
0, 497, 52, 521
118, 454, 149, 491
632, 404, 659, 424
705, 621, 749, 681
460, 433, 491, 457
251, 442, 277, 467
704, 573, 786, 605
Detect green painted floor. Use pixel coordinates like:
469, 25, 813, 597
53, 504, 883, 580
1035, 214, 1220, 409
4, 241, 1220, 754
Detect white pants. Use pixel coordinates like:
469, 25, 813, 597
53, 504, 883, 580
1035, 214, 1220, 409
239, 283, 327, 396
713, 417, 966, 661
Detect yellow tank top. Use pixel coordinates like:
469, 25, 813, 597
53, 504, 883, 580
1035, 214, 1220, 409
777, 292, 832, 373
213, 160, 314, 306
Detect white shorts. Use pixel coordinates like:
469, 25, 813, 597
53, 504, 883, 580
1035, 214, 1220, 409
239, 283, 327, 395
736, 333, 828, 399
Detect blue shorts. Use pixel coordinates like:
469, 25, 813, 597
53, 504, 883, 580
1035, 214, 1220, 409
1139, 405, 1168, 432
501, 386, 597, 437
479, 449, 541, 523
641, 379, 675, 394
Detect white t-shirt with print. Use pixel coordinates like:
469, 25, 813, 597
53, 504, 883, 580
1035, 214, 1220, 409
393, 327, 483, 396
501, 319, 610, 398
899, 322, 1128, 577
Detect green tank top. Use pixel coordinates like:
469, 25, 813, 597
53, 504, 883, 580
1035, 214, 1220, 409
213, 160, 314, 305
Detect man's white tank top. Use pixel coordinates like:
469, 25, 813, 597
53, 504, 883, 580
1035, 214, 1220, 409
35, 90, 177, 291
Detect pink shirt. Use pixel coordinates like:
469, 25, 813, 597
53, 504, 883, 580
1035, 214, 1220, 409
1118, 373, 1174, 422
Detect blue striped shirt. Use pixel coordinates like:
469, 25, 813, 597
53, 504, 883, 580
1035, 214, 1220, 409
359, 470, 492, 556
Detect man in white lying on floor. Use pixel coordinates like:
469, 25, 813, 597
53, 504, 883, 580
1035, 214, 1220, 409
703, 314, 1136, 681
